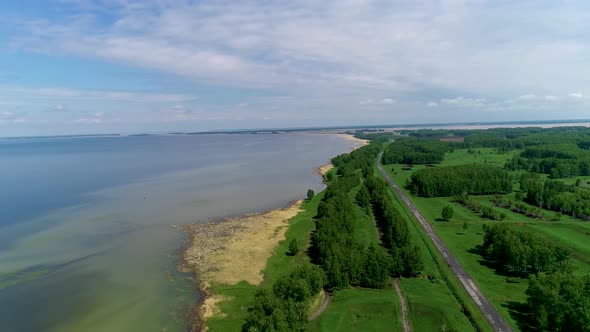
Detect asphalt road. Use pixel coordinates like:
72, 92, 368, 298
377, 154, 513, 332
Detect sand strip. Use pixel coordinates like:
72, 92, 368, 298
179, 200, 303, 330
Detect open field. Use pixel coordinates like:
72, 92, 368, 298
307, 288, 402, 332
384, 147, 590, 330
374, 163, 490, 332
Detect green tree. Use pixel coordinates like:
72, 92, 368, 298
288, 239, 299, 256
306, 189, 315, 201
441, 205, 454, 221
355, 185, 372, 213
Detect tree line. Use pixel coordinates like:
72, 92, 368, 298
455, 195, 506, 220
520, 173, 590, 219
408, 164, 512, 197
365, 175, 424, 276
381, 138, 449, 165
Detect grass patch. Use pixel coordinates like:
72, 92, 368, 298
349, 184, 381, 247
307, 288, 402, 332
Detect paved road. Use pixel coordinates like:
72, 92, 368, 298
377, 154, 513, 332
308, 290, 332, 321
393, 278, 411, 332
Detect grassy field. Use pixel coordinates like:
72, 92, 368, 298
375, 164, 491, 332
308, 288, 402, 332
383, 147, 590, 331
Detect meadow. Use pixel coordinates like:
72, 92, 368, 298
383, 146, 590, 331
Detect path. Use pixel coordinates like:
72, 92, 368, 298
308, 290, 332, 321
377, 154, 513, 332
393, 278, 411, 332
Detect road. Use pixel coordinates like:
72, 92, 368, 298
393, 278, 411, 332
377, 154, 513, 332
308, 290, 332, 321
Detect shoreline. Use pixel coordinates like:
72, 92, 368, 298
315, 134, 369, 176
179, 200, 304, 331
179, 133, 368, 331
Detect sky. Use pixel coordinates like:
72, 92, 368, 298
1, 0, 590, 136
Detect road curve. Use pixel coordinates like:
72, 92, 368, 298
308, 290, 332, 321
377, 154, 513, 332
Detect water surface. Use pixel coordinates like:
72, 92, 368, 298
0, 133, 357, 332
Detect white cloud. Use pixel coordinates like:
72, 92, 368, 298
427, 102, 438, 107
54, 104, 65, 111
568, 92, 584, 98
380, 98, 396, 104
544, 95, 559, 101
440, 97, 486, 107
13, 0, 590, 96
518, 94, 538, 100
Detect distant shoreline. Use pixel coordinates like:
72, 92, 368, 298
3, 119, 590, 140
179, 133, 367, 331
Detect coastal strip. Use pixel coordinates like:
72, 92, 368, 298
179, 133, 368, 331
179, 200, 303, 330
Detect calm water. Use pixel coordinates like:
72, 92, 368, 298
0, 133, 358, 332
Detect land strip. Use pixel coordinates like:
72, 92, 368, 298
392, 278, 410, 332
377, 153, 512, 332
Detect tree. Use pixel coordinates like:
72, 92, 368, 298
288, 239, 299, 256
441, 205, 454, 221
307, 189, 315, 201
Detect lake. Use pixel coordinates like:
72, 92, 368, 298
0, 133, 358, 332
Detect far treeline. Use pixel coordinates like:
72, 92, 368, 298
242, 140, 423, 331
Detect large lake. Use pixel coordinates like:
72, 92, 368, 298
0, 133, 358, 332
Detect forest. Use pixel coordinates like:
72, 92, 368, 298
481, 223, 571, 276
408, 164, 512, 197
242, 141, 423, 331
519, 173, 590, 219
380, 137, 449, 165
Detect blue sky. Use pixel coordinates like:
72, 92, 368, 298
1, 0, 590, 136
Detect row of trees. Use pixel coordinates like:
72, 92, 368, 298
520, 173, 590, 219
381, 138, 449, 165
311, 175, 392, 288
482, 223, 571, 277
506, 155, 590, 179
365, 175, 423, 277
242, 264, 325, 331
408, 164, 512, 197
490, 195, 559, 221
455, 195, 506, 220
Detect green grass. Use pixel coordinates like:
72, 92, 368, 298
349, 184, 381, 247
377, 164, 490, 332
440, 148, 519, 167
207, 191, 324, 331
308, 288, 402, 332
384, 147, 590, 331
